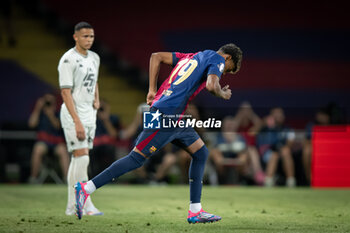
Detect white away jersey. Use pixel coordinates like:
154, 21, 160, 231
58, 48, 100, 128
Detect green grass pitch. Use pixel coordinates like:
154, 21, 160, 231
0, 185, 349, 233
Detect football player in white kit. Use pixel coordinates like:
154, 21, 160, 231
58, 22, 102, 216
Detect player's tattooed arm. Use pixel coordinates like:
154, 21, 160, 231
147, 52, 173, 105
206, 74, 232, 100
61, 88, 86, 140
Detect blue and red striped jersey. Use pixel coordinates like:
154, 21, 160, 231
152, 50, 225, 115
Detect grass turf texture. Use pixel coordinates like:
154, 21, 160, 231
0, 185, 349, 233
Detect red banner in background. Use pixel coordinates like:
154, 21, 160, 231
312, 126, 350, 187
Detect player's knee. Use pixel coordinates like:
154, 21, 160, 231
191, 145, 208, 161
73, 148, 89, 157
129, 151, 146, 168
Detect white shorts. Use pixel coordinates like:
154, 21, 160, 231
63, 125, 96, 152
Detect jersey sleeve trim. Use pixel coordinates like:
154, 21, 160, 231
207, 68, 223, 78
60, 85, 73, 89
58, 55, 75, 87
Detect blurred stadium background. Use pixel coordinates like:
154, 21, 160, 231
1, 0, 349, 188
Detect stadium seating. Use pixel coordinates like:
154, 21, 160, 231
40, 0, 350, 127
0, 6, 144, 125
0, 60, 53, 123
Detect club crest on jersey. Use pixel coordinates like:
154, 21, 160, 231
149, 146, 157, 153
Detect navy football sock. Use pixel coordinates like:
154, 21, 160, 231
189, 146, 209, 204
92, 151, 146, 189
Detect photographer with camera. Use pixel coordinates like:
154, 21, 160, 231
28, 93, 69, 183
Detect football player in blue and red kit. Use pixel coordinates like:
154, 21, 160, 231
75, 44, 242, 223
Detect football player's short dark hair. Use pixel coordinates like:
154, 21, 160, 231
74, 22, 93, 32
218, 43, 243, 73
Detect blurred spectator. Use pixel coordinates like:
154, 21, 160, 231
149, 144, 189, 184
28, 94, 69, 183
209, 116, 249, 184
0, 0, 16, 47
119, 103, 148, 142
326, 102, 345, 124
235, 102, 265, 185
257, 107, 296, 187
303, 108, 330, 183
89, 100, 121, 177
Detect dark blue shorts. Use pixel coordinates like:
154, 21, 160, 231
135, 127, 200, 158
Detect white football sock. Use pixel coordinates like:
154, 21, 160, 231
85, 180, 96, 194
73, 155, 96, 210
73, 155, 89, 181
66, 156, 75, 211
190, 203, 202, 213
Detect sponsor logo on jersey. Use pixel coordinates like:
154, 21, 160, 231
162, 90, 173, 96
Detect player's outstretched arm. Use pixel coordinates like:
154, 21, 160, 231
206, 74, 232, 100
147, 52, 173, 105
61, 88, 86, 140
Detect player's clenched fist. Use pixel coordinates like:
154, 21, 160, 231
221, 85, 232, 100
146, 91, 156, 106
75, 121, 86, 141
